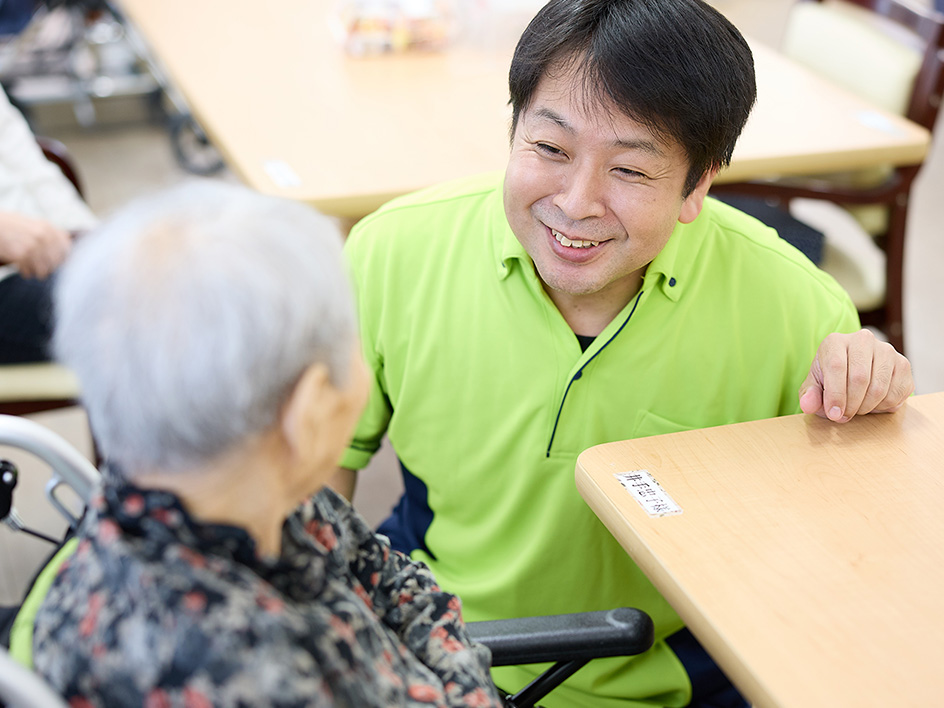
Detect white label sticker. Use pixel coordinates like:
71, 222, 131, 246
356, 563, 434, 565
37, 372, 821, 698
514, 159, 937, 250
614, 470, 682, 517
263, 159, 302, 188
855, 109, 904, 136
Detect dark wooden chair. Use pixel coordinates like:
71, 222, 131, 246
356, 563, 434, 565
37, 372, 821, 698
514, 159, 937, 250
712, 0, 944, 354
35, 136, 84, 200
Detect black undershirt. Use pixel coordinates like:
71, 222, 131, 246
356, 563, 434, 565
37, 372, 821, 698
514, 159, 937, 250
575, 333, 595, 353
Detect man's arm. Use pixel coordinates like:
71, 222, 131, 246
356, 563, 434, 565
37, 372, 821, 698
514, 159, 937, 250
799, 329, 913, 422
328, 467, 357, 501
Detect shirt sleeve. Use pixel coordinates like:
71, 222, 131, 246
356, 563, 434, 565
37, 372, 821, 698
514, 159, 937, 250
340, 217, 393, 470
0, 87, 97, 231
310, 488, 503, 708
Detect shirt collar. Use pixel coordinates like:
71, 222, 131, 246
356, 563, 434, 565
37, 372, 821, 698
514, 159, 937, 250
497, 222, 531, 281
488, 176, 530, 281
490, 170, 716, 303
642, 218, 695, 303
96, 478, 263, 566
494, 201, 699, 304
94, 471, 320, 585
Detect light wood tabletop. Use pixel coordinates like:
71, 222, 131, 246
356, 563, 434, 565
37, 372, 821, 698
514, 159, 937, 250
117, 1, 931, 219
575, 391, 944, 708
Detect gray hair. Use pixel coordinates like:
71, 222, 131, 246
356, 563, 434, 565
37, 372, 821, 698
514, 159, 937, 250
53, 180, 357, 474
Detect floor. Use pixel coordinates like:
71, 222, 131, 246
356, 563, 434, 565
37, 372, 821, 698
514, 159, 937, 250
2, 0, 942, 604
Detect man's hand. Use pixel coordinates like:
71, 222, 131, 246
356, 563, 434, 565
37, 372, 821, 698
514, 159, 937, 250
0, 211, 71, 279
799, 329, 913, 423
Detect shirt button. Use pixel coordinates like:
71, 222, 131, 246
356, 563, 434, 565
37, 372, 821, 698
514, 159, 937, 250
668, 277, 677, 287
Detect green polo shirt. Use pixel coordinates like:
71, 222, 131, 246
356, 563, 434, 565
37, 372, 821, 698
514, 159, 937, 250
342, 172, 858, 707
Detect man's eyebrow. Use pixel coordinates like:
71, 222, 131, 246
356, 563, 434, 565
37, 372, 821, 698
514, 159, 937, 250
614, 136, 665, 157
533, 107, 572, 130
531, 106, 666, 157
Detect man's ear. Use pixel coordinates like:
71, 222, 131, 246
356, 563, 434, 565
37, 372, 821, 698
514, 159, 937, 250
281, 362, 334, 461
678, 166, 720, 224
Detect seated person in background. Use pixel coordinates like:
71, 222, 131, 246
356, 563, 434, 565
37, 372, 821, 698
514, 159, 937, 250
31, 181, 502, 708
0, 84, 96, 363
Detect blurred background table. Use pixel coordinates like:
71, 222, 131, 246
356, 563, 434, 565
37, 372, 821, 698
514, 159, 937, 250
115, 0, 931, 221
576, 392, 944, 708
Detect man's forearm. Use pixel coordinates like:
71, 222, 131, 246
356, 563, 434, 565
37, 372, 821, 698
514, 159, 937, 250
328, 467, 357, 501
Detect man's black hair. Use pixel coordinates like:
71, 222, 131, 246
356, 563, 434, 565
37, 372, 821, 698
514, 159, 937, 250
509, 0, 756, 195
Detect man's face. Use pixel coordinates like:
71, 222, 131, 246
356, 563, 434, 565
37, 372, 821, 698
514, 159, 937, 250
503, 65, 714, 310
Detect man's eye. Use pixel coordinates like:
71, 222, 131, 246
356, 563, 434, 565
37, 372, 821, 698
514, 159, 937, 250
535, 142, 565, 156
615, 167, 647, 179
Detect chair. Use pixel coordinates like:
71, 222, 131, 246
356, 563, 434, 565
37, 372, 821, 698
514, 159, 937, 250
0, 414, 654, 708
34, 137, 84, 199
0, 136, 85, 420
711, 0, 944, 354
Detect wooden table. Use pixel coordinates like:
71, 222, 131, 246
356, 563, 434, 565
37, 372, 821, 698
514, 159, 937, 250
575, 392, 944, 708
117, 1, 931, 220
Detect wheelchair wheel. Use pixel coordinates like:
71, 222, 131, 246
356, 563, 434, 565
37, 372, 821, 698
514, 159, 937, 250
168, 112, 224, 176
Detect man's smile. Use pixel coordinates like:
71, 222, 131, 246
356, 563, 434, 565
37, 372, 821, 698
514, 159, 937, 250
540, 224, 611, 266
551, 228, 600, 249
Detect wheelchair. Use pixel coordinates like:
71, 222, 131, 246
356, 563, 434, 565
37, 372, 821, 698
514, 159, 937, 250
0, 414, 654, 708
0, 0, 224, 176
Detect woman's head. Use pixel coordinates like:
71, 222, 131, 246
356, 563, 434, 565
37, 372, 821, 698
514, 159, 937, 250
54, 180, 363, 476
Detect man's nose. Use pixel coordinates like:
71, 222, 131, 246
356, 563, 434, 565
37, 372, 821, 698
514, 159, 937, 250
552, 165, 607, 221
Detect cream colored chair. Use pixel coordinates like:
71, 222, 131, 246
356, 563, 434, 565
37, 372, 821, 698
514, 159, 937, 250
0, 364, 80, 417
713, 0, 944, 354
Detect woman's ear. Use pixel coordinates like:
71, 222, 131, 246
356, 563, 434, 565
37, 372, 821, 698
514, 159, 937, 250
678, 166, 720, 224
281, 362, 334, 461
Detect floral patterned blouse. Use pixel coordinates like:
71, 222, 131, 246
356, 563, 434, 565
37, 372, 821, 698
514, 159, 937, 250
32, 479, 502, 708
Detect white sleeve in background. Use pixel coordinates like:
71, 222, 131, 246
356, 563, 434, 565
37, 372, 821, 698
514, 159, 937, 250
0, 87, 97, 232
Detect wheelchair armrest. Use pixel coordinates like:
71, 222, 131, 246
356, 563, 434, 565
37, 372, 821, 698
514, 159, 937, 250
466, 607, 654, 667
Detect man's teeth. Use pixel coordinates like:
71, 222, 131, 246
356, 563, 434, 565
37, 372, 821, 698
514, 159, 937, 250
552, 229, 599, 249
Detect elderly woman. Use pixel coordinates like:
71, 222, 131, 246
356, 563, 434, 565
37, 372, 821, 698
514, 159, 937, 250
31, 182, 502, 707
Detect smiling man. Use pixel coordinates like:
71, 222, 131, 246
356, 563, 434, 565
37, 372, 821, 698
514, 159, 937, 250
337, 1, 913, 706
502, 67, 719, 339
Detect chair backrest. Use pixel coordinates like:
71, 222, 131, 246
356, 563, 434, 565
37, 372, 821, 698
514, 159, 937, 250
35, 136, 84, 200
783, 0, 944, 130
